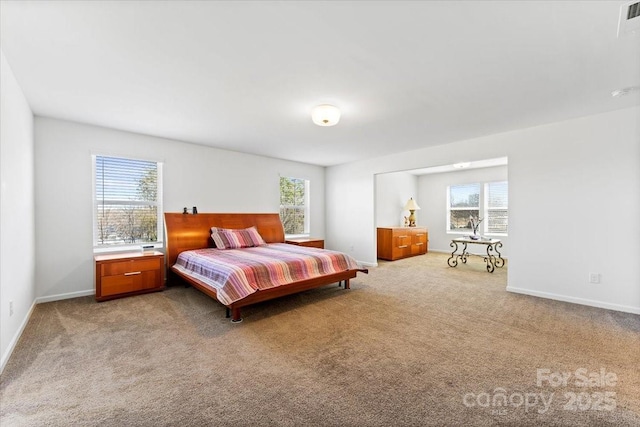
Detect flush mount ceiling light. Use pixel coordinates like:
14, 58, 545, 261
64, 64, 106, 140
611, 86, 640, 97
453, 162, 471, 169
311, 104, 341, 126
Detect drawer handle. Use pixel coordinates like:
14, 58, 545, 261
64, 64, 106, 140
124, 271, 142, 276
416, 234, 424, 236
415, 243, 423, 246
398, 245, 408, 248
398, 235, 408, 238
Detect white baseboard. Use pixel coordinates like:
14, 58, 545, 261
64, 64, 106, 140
506, 286, 640, 315
35, 289, 94, 304
0, 300, 37, 374
357, 260, 378, 268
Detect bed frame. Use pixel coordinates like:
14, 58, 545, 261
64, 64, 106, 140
164, 212, 367, 322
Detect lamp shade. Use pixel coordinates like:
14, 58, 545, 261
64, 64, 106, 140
404, 198, 421, 211
311, 104, 341, 126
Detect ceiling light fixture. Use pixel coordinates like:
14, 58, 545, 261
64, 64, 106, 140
311, 104, 341, 126
453, 162, 471, 169
611, 86, 640, 97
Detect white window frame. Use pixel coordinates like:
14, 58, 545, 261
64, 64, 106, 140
279, 176, 310, 238
92, 155, 164, 253
447, 181, 508, 237
484, 181, 508, 236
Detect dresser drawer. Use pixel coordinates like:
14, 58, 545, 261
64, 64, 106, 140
410, 242, 425, 255
393, 232, 411, 245
101, 257, 161, 276
412, 231, 427, 245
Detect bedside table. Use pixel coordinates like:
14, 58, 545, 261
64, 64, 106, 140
285, 238, 325, 249
94, 251, 165, 301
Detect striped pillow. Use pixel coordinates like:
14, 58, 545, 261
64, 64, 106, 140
210, 226, 266, 249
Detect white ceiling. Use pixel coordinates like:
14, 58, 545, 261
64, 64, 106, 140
1, 1, 639, 167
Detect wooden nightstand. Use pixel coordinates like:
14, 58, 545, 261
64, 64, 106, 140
94, 251, 165, 301
285, 238, 325, 249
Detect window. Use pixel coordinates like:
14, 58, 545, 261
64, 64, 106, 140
93, 155, 163, 249
279, 176, 309, 236
448, 183, 480, 232
447, 181, 508, 235
485, 181, 508, 234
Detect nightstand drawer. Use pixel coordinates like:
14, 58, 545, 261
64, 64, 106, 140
101, 270, 161, 296
101, 257, 161, 276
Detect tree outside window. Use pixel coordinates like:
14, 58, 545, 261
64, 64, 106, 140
448, 183, 480, 231
279, 177, 309, 235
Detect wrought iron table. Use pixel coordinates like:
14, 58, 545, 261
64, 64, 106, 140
447, 237, 504, 273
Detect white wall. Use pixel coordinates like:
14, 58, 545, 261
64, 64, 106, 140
375, 171, 418, 228
326, 106, 640, 314
417, 166, 509, 255
34, 117, 325, 299
0, 51, 36, 371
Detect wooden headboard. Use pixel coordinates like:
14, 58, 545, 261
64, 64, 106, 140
164, 212, 286, 267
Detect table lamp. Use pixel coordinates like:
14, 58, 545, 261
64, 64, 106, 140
404, 198, 421, 227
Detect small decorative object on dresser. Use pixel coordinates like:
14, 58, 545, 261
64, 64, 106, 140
285, 237, 325, 249
94, 251, 165, 301
377, 227, 428, 260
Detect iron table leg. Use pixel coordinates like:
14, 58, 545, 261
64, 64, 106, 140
494, 242, 505, 268
447, 241, 460, 267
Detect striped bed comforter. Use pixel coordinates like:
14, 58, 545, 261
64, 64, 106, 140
173, 243, 360, 306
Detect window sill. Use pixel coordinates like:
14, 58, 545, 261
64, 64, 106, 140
93, 242, 163, 255
447, 231, 508, 237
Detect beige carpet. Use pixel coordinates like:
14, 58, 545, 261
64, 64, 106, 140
1, 252, 639, 426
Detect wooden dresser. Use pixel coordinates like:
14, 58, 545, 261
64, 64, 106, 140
95, 251, 165, 301
377, 227, 428, 261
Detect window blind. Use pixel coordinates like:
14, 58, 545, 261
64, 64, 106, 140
94, 155, 162, 247
486, 181, 508, 234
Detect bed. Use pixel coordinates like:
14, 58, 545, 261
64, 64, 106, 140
164, 212, 367, 322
